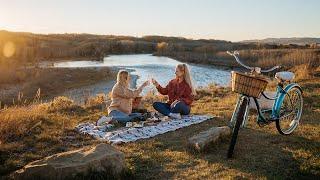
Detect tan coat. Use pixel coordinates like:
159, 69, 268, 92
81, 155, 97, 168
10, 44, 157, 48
108, 83, 142, 114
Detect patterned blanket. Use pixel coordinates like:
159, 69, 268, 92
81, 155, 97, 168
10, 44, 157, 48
76, 115, 213, 144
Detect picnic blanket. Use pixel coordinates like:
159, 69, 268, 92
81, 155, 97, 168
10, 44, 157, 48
76, 115, 213, 144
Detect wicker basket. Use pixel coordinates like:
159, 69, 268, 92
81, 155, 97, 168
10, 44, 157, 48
231, 71, 268, 98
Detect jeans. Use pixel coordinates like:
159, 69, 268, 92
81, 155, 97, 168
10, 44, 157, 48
153, 101, 190, 116
109, 110, 142, 123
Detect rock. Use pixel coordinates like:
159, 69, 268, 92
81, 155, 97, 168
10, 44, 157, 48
13, 143, 125, 180
188, 126, 231, 152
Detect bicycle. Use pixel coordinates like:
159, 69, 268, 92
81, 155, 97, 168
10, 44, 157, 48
226, 51, 303, 158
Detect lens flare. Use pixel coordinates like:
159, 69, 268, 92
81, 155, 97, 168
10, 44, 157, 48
3, 41, 16, 58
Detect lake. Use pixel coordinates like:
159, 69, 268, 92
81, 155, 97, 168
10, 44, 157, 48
54, 54, 231, 99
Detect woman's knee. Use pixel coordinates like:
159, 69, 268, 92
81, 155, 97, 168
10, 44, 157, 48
152, 102, 159, 109
172, 101, 190, 114
173, 101, 185, 108
152, 102, 161, 109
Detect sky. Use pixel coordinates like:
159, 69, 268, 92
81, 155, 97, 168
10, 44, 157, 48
0, 0, 319, 41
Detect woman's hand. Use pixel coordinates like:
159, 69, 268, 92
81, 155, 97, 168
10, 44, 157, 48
151, 78, 159, 86
138, 80, 149, 92
142, 80, 149, 87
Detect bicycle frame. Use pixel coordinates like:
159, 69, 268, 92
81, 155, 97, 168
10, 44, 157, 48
227, 50, 303, 127
230, 82, 303, 127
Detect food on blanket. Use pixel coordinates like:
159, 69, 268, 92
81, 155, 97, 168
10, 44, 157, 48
133, 122, 144, 128
160, 116, 170, 121
145, 121, 157, 126
126, 122, 144, 128
146, 116, 161, 123
126, 122, 133, 127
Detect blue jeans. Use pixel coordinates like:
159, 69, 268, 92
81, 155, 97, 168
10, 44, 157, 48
109, 110, 142, 123
153, 101, 190, 116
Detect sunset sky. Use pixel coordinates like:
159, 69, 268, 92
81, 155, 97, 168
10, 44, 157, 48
0, 0, 319, 41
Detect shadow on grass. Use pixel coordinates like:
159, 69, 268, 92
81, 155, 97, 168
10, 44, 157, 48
118, 116, 319, 179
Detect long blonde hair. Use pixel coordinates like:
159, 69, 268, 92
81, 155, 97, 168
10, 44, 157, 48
116, 70, 129, 87
177, 64, 197, 96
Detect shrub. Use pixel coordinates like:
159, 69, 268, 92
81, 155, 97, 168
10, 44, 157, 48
44, 96, 80, 113
84, 93, 108, 110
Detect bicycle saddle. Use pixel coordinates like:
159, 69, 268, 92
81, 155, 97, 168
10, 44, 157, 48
275, 71, 295, 82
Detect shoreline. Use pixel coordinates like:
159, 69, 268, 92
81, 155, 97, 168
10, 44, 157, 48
0, 66, 117, 106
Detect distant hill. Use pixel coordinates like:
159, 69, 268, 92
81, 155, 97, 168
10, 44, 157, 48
241, 37, 320, 45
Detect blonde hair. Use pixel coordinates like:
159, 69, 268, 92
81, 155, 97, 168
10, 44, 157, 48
116, 70, 129, 87
177, 64, 197, 96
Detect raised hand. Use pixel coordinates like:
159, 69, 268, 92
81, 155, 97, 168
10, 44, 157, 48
142, 80, 149, 87
151, 78, 159, 86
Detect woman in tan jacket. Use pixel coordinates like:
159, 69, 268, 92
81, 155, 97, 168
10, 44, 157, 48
106, 70, 149, 124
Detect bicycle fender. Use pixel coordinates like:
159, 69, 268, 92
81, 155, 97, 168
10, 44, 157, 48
272, 83, 303, 118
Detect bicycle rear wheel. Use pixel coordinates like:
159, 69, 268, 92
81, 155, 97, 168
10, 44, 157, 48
276, 86, 303, 135
227, 96, 248, 158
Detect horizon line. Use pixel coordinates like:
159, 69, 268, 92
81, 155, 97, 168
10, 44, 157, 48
1, 29, 319, 43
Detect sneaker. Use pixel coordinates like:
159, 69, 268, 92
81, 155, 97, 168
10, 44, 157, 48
169, 113, 182, 119
96, 116, 112, 126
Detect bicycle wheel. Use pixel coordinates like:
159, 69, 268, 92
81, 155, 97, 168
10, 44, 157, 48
227, 96, 248, 158
276, 86, 303, 135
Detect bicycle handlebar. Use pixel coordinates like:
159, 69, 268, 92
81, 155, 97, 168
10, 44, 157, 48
227, 51, 280, 73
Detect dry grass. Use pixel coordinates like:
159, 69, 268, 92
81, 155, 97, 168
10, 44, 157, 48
0, 67, 319, 179
0, 67, 116, 105
239, 49, 320, 69
0, 105, 47, 143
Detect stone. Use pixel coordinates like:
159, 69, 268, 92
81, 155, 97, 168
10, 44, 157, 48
13, 143, 125, 180
188, 126, 231, 152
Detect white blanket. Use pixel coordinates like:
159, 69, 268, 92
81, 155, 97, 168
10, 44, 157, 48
76, 115, 213, 144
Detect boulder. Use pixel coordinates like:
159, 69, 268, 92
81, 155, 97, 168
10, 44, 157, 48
13, 143, 125, 180
188, 126, 231, 152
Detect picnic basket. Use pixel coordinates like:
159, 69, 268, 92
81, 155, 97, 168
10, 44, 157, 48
231, 71, 268, 98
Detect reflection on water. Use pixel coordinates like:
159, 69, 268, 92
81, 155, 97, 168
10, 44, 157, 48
54, 54, 230, 87
54, 54, 230, 95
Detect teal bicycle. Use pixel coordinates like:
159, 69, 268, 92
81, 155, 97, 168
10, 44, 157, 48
226, 51, 303, 158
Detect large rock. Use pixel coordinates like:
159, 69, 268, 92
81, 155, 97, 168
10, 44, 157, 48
188, 126, 231, 152
13, 143, 125, 180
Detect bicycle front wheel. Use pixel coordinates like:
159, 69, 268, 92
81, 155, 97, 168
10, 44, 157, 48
276, 86, 303, 135
227, 96, 248, 158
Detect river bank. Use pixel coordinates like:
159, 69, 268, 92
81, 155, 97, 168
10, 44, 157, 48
0, 67, 117, 106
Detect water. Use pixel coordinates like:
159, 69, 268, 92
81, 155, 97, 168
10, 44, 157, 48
54, 54, 230, 96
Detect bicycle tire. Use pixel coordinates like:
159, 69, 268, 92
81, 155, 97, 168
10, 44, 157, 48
227, 96, 248, 158
276, 86, 303, 135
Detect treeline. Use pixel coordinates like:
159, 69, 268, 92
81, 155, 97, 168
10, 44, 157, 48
0, 31, 156, 66
0, 30, 319, 69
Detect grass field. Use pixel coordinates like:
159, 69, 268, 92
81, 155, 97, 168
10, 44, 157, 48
0, 66, 319, 179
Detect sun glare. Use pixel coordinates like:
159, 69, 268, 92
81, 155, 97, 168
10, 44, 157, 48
3, 41, 15, 58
